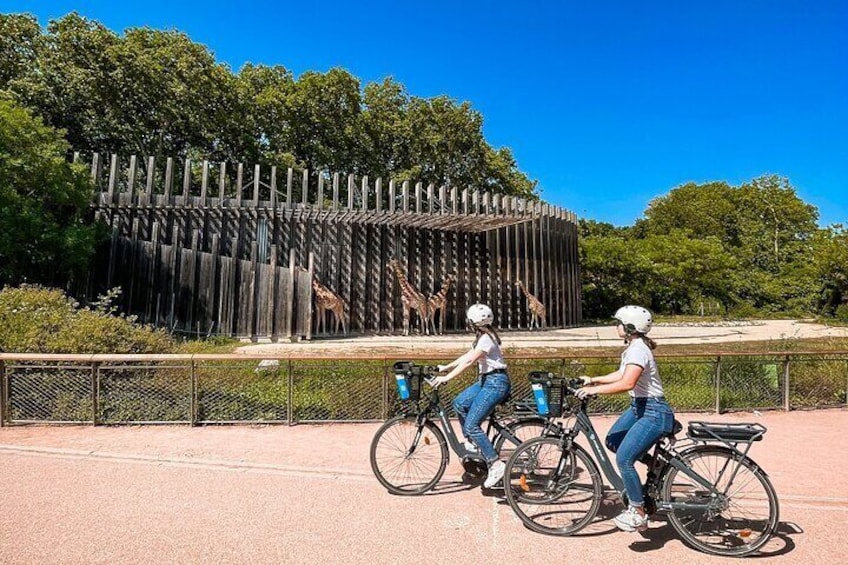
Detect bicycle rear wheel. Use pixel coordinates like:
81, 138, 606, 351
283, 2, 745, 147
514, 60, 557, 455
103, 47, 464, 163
504, 437, 603, 535
493, 417, 548, 461
369, 415, 448, 495
662, 445, 779, 557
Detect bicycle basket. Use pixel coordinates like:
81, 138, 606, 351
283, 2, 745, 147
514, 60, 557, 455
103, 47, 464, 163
528, 371, 565, 417
392, 361, 424, 401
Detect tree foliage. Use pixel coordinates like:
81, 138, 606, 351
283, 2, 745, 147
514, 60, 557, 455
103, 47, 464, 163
582, 176, 842, 318
0, 12, 537, 198
0, 95, 102, 287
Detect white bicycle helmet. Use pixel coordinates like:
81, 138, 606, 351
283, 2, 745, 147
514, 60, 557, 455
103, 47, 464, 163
466, 303, 494, 327
613, 305, 653, 334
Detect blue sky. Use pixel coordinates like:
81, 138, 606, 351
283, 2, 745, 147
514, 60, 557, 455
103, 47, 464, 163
7, 0, 847, 227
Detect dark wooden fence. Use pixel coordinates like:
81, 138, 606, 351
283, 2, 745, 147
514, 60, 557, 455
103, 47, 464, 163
81, 152, 581, 340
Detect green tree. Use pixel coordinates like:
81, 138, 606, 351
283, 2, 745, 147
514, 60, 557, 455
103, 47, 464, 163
811, 225, 848, 315
0, 96, 101, 286
0, 13, 41, 87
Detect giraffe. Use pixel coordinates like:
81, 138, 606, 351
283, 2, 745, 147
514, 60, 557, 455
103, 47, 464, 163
515, 280, 547, 330
388, 259, 431, 336
426, 273, 455, 335
312, 276, 348, 335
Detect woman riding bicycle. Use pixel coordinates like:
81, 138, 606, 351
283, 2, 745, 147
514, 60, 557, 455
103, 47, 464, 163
434, 303, 511, 489
575, 305, 675, 532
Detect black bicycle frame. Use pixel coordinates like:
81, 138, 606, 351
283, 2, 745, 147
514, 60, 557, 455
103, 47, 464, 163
413, 389, 528, 461
569, 405, 724, 508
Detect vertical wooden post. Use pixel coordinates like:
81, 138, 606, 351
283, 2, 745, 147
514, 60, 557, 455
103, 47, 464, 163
182, 158, 192, 203
218, 162, 227, 205
107, 154, 119, 205
286, 168, 294, 209
200, 161, 209, 203
306, 252, 315, 340
347, 174, 355, 209
389, 180, 396, 213
316, 173, 324, 210
361, 175, 369, 211
332, 172, 340, 211
164, 157, 174, 204
302, 169, 309, 207
415, 182, 422, 214
270, 166, 278, 209
144, 156, 155, 206
375, 178, 382, 213
287, 250, 296, 339
90, 152, 101, 191
402, 181, 410, 212
253, 164, 261, 206
235, 163, 244, 207
127, 155, 138, 205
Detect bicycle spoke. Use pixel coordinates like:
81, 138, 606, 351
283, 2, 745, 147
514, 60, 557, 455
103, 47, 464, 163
663, 446, 778, 556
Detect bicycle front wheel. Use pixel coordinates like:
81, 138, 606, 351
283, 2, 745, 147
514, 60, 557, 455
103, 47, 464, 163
369, 415, 448, 495
504, 437, 603, 535
662, 445, 779, 557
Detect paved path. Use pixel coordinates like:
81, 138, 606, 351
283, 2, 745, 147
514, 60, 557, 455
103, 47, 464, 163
2, 409, 846, 564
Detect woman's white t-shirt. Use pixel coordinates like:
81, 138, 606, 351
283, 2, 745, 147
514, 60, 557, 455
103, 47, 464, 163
620, 338, 664, 398
474, 333, 507, 374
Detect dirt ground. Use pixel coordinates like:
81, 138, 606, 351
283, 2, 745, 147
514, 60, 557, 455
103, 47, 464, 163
236, 319, 848, 357
2, 409, 846, 564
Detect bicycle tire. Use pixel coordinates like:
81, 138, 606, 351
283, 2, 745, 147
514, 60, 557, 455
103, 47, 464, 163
504, 437, 603, 535
493, 417, 548, 461
662, 445, 779, 557
369, 415, 448, 495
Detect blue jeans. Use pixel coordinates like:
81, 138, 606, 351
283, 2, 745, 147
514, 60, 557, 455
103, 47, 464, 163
605, 397, 675, 506
452, 372, 511, 463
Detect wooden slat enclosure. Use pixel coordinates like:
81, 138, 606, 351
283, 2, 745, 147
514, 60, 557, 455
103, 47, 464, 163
82, 153, 581, 340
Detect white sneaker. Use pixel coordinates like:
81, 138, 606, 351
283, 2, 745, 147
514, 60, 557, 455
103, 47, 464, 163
483, 460, 506, 488
463, 441, 478, 453
613, 506, 649, 532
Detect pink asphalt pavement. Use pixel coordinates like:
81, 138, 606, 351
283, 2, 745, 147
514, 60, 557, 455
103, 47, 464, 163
1, 409, 846, 564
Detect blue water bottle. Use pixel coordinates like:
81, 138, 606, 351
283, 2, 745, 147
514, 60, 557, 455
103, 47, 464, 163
395, 374, 410, 400
532, 382, 549, 415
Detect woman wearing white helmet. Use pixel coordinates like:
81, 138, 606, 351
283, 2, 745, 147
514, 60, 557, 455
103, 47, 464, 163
576, 305, 675, 533
434, 303, 511, 489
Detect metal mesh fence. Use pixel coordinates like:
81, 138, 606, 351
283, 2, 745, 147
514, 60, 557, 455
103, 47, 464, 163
1, 353, 846, 425
196, 361, 289, 423
98, 364, 191, 423
7, 364, 92, 422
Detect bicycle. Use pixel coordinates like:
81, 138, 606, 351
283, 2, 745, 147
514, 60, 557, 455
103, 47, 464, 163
369, 361, 552, 495
504, 373, 780, 557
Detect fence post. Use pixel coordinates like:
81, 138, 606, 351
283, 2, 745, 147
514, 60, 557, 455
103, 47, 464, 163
190, 358, 198, 426
0, 360, 6, 427
381, 359, 389, 420
714, 355, 722, 415
783, 354, 791, 411
287, 360, 294, 426
91, 362, 100, 426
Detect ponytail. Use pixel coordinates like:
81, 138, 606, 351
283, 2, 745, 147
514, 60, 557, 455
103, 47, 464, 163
473, 325, 502, 347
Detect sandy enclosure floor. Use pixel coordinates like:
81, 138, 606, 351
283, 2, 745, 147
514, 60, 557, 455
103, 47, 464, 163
236, 319, 848, 357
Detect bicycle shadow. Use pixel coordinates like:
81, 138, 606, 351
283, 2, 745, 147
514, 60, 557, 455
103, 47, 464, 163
628, 518, 800, 557
426, 472, 487, 495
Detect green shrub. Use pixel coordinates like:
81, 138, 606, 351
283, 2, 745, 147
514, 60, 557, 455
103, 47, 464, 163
0, 285, 173, 353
